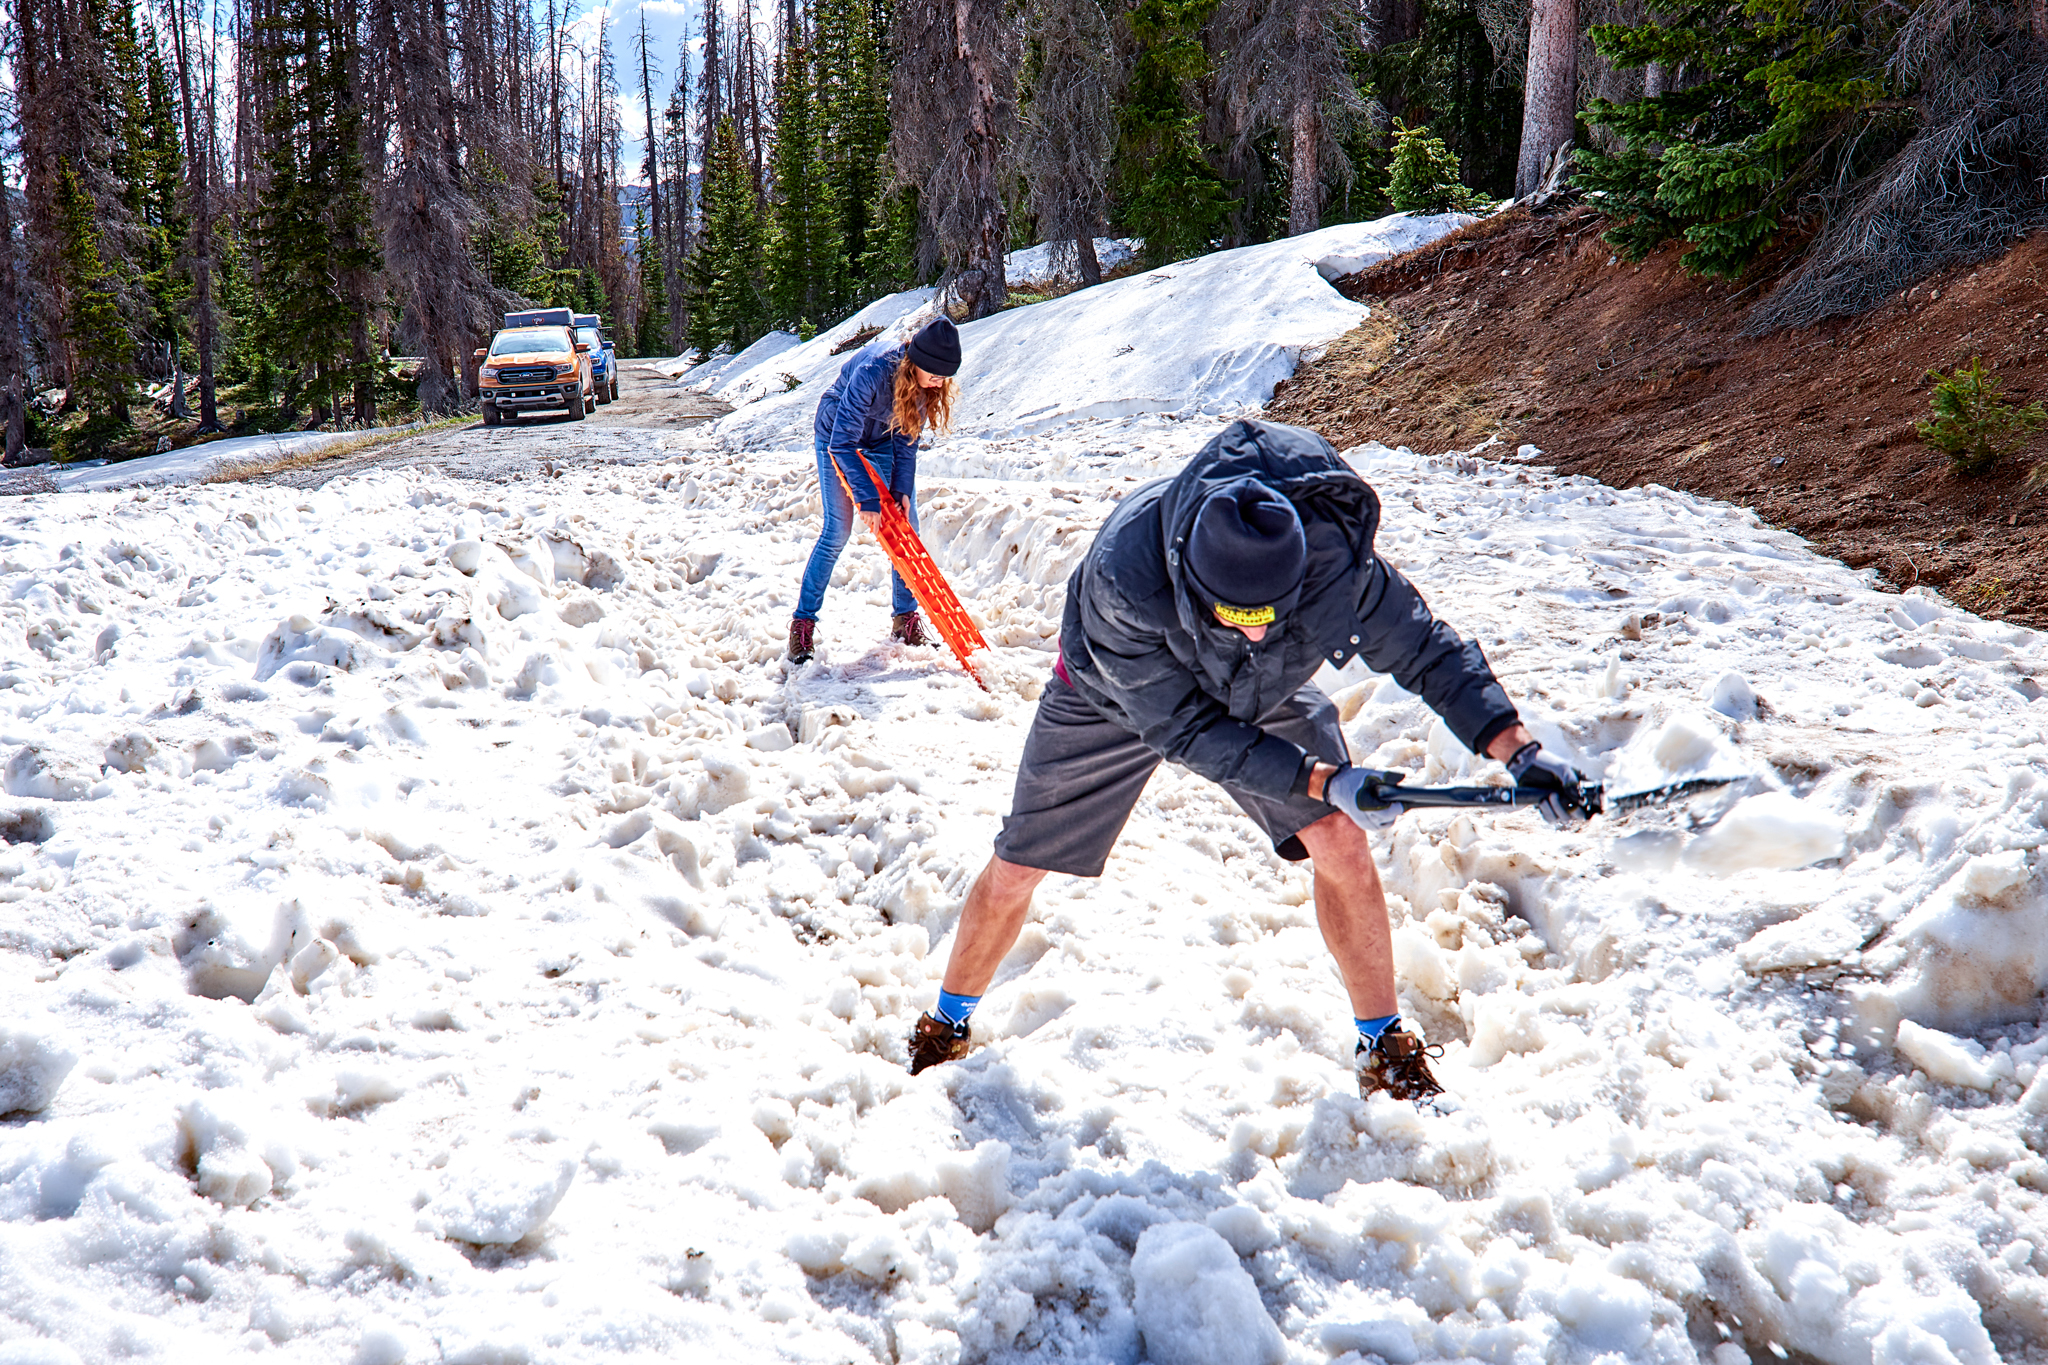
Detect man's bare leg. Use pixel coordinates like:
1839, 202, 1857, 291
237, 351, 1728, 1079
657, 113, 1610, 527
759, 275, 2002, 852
939, 855, 1049, 996
1293, 810, 1398, 1020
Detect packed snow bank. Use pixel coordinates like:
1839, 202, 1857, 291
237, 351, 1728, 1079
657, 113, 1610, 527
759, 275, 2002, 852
47, 425, 417, 493
711, 213, 1474, 448
1005, 237, 1140, 289
5, 430, 2048, 1361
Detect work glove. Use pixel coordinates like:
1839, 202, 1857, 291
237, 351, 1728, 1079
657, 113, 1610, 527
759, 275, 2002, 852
1325, 765, 1407, 830
1507, 742, 1587, 827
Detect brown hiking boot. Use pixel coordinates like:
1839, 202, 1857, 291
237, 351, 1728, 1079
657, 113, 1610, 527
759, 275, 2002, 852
907, 1012, 970, 1075
890, 611, 926, 646
788, 618, 815, 663
1357, 1027, 1446, 1104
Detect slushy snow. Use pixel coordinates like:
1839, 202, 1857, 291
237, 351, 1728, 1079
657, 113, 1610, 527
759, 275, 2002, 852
2, 210, 2047, 1364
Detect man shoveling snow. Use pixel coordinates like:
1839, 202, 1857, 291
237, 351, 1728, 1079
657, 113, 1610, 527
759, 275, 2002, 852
907, 418, 1582, 1104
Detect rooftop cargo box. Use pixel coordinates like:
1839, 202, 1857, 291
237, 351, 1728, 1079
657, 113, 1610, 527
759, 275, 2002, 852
503, 307, 575, 330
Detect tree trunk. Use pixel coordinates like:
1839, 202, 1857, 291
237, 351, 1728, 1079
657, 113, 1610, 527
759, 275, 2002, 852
1287, 1, 1323, 236
1075, 234, 1101, 287
955, 0, 1007, 318
0, 163, 24, 463
1289, 95, 1320, 236
1516, 0, 1579, 199
1642, 61, 1666, 99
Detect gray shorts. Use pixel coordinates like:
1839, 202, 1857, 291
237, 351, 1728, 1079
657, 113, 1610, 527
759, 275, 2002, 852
992, 675, 1348, 876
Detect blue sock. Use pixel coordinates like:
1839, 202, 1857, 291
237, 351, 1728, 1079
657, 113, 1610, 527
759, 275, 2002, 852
1356, 1014, 1401, 1046
935, 990, 981, 1028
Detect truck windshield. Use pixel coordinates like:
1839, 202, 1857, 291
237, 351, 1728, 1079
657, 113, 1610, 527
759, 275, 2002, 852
489, 328, 568, 357
577, 328, 602, 351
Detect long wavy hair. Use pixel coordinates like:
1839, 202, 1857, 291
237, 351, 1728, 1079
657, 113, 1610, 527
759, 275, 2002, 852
890, 352, 956, 440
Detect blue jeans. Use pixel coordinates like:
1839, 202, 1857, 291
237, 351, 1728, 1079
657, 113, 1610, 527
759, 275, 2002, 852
795, 436, 919, 621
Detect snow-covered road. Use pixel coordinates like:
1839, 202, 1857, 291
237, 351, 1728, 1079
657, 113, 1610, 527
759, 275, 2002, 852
3, 214, 2046, 1365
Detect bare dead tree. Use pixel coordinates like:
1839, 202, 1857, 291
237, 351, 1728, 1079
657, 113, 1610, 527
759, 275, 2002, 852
892, 0, 1020, 318
1517, 0, 1578, 197
637, 12, 666, 292
1017, 0, 1116, 283
375, 0, 489, 412
1218, 0, 1372, 236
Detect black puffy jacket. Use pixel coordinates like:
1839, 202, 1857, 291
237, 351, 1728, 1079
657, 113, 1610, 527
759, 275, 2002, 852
1059, 418, 1519, 800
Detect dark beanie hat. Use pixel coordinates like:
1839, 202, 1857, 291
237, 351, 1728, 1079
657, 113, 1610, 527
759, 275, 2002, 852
1185, 479, 1307, 618
906, 317, 962, 376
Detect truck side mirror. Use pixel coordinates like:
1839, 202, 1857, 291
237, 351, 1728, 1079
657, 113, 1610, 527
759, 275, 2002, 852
472, 349, 487, 362
575, 343, 591, 354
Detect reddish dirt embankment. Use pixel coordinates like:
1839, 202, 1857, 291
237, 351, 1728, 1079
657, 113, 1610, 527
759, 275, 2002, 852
1268, 207, 2048, 627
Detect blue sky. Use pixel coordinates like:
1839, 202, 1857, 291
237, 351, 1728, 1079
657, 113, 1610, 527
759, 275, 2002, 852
565, 0, 719, 185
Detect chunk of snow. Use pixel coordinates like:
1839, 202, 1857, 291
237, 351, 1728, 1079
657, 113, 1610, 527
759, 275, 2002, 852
1705, 670, 1757, 720
1319, 1320, 1419, 1364
1681, 792, 1845, 875
1895, 1020, 1999, 1090
1131, 1222, 1285, 1365
1005, 238, 1140, 288
0, 1021, 77, 1116
420, 1152, 576, 1245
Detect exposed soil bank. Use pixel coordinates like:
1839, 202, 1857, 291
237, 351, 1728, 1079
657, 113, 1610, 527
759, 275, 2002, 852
1269, 206, 2048, 627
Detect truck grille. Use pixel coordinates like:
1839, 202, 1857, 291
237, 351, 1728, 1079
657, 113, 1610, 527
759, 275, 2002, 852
495, 365, 558, 384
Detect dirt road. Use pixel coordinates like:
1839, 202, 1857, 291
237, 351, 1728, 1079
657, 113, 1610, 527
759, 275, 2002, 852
253, 362, 728, 489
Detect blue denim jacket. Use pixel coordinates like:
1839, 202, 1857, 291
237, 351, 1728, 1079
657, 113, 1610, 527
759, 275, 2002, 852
813, 343, 918, 511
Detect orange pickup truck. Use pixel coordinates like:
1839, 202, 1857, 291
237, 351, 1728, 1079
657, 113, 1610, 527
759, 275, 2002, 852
475, 315, 594, 425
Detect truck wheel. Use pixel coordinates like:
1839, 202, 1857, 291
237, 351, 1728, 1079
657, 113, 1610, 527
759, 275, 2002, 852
609, 377, 619, 402
594, 379, 610, 406
584, 389, 596, 414
481, 403, 501, 427
566, 389, 585, 421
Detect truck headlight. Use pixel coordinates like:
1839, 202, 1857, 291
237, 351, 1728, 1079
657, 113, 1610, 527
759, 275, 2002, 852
481, 367, 500, 381
554, 363, 578, 377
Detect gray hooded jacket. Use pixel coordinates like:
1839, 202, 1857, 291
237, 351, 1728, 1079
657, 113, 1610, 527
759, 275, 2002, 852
1058, 419, 1519, 800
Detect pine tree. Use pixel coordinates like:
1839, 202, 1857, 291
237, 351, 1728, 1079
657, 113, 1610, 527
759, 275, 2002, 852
250, 0, 381, 424
687, 117, 768, 355
1386, 121, 1487, 213
1116, 0, 1236, 266
766, 46, 840, 331
633, 201, 669, 356
132, 26, 191, 403
814, 0, 893, 306
1577, 0, 1894, 280
54, 162, 131, 433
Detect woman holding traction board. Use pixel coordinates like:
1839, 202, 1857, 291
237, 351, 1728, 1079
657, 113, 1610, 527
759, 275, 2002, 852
788, 316, 963, 664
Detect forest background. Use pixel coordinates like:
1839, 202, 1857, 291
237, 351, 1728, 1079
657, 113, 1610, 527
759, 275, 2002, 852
1, 0, 2044, 464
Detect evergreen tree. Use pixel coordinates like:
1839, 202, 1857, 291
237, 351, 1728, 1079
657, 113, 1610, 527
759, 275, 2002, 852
53, 161, 131, 431
1578, 0, 1897, 279
1386, 121, 1488, 213
814, 0, 893, 306
1367, 0, 1525, 200
687, 117, 768, 355
250, 0, 381, 424
766, 46, 841, 331
633, 201, 669, 356
1116, 0, 1236, 266
133, 29, 190, 394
